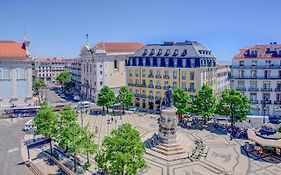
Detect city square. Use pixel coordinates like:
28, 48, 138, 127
77, 112, 281, 175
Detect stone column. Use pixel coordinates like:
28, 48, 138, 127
27, 67, 32, 97
12, 67, 17, 99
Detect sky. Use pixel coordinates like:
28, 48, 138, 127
0, 0, 280, 63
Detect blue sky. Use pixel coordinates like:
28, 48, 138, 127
0, 0, 280, 62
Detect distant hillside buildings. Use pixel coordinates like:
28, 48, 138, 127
0, 40, 33, 108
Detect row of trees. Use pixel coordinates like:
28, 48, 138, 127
34, 102, 97, 170
34, 101, 145, 174
97, 86, 133, 114
173, 85, 250, 127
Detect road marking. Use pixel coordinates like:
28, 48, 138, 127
8, 147, 19, 153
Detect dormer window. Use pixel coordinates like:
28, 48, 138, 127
165, 58, 169, 67
181, 49, 187, 56
173, 58, 178, 67
182, 59, 187, 68
143, 49, 148, 56
173, 49, 178, 56
142, 58, 146, 66
165, 49, 170, 56
278, 49, 281, 55
135, 58, 139, 66
250, 50, 258, 56
199, 50, 202, 54
157, 58, 161, 67
149, 58, 153, 67
129, 58, 133, 66
150, 49, 155, 56
157, 49, 162, 56
190, 59, 195, 68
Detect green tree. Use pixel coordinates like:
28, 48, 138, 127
33, 101, 57, 155
216, 88, 250, 127
97, 86, 116, 113
33, 78, 45, 105
56, 70, 71, 88
172, 88, 191, 123
95, 124, 146, 175
81, 125, 98, 166
191, 85, 216, 124
118, 86, 133, 113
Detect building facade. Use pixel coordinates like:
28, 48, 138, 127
80, 42, 144, 101
231, 43, 281, 117
67, 58, 81, 92
216, 64, 230, 96
0, 40, 33, 108
32, 57, 70, 84
126, 41, 217, 112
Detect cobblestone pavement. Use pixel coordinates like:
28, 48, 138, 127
78, 113, 281, 175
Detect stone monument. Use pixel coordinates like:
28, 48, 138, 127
145, 87, 195, 161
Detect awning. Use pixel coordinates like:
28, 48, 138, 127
247, 129, 281, 148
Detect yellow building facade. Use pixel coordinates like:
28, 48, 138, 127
126, 41, 217, 112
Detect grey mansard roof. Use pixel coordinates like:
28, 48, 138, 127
133, 41, 216, 58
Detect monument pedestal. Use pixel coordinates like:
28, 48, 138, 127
146, 106, 195, 161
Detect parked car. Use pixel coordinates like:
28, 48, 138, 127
23, 119, 34, 131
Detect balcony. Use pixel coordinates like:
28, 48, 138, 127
155, 75, 162, 78
249, 100, 258, 104
148, 84, 154, 88
182, 77, 186, 80
141, 84, 147, 88
248, 87, 259, 91
274, 101, 281, 105
236, 87, 246, 91
260, 100, 272, 104
135, 83, 140, 87
173, 76, 177, 79
188, 88, 196, 92
134, 94, 140, 97
141, 94, 146, 98
261, 88, 272, 92
275, 88, 281, 92
155, 96, 161, 101
231, 65, 281, 69
163, 86, 170, 90
231, 75, 281, 79
163, 75, 170, 79
155, 85, 162, 89
148, 74, 154, 78
148, 95, 154, 99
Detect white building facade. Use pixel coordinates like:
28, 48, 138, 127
216, 64, 230, 97
0, 40, 33, 108
231, 43, 281, 117
80, 42, 144, 102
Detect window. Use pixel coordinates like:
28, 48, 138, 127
190, 71, 194, 80
114, 59, 119, 69
142, 79, 146, 86
149, 80, 153, 86
100, 71, 102, 75
164, 81, 169, 88
157, 49, 162, 55
182, 59, 186, 68
181, 49, 187, 56
135, 89, 139, 95
189, 83, 194, 90
156, 91, 161, 98
251, 70, 257, 78
173, 70, 177, 79
173, 58, 177, 67
182, 71, 186, 80
142, 90, 146, 95
142, 58, 146, 66
149, 91, 153, 96
239, 70, 244, 78
17, 68, 27, 79
182, 82, 186, 89
250, 93, 257, 101
239, 60, 244, 66
0, 68, 11, 79
100, 81, 103, 85
156, 70, 161, 76
250, 81, 257, 89
149, 69, 153, 76
142, 70, 146, 77
157, 58, 161, 67
250, 50, 258, 56
252, 60, 257, 66
129, 69, 133, 77
173, 82, 177, 89
173, 49, 178, 56
135, 70, 139, 77
149, 58, 153, 67
164, 70, 169, 76
100, 64, 102, 67
156, 80, 161, 87
143, 49, 148, 56
264, 70, 270, 78
150, 49, 155, 55
279, 49, 281, 55
135, 58, 139, 66
165, 58, 169, 67
129, 58, 133, 66
190, 59, 195, 68
238, 81, 245, 89
165, 49, 170, 56
263, 81, 270, 89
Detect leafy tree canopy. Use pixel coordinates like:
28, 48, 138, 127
33, 78, 45, 91
172, 88, 190, 115
118, 86, 133, 107
97, 86, 116, 108
216, 88, 250, 125
56, 71, 71, 86
95, 123, 146, 175
191, 84, 216, 121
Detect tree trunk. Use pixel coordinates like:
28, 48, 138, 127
231, 113, 234, 128
87, 152, 89, 163
122, 105, 125, 113
106, 106, 109, 114
103, 106, 105, 112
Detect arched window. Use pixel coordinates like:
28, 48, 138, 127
114, 59, 118, 69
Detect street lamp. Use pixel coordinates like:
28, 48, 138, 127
263, 102, 266, 124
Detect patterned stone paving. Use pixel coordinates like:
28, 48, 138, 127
78, 112, 281, 175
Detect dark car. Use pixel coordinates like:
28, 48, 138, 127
269, 116, 281, 124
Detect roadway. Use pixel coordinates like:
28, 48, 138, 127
41, 88, 65, 105
0, 119, 32, 175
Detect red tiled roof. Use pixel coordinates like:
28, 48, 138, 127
34, 57, 66, 63
234, 44, 281, 59
95, 42, 144, 53
0, 41, 27, 58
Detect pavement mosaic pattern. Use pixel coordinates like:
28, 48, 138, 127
78, 113, 281, 175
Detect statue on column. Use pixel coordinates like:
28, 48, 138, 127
163, 86, 173, 108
